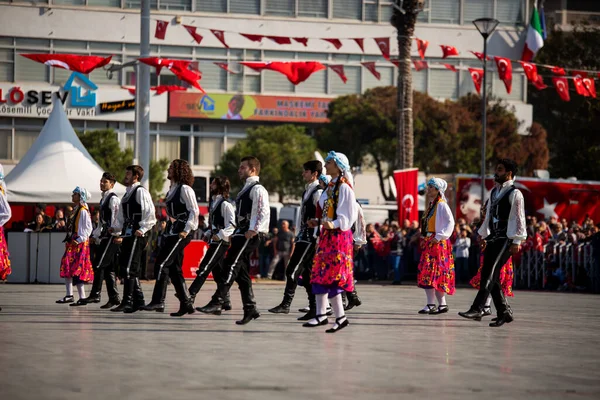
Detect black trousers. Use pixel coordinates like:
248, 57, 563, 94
471, 238, 512, 315
189, 240, 230, 296
149, 233, 194, 304
282, 240, 315, 301
89, 237, 120, 301
119, 235, 149, 304
218, 234, 261, 310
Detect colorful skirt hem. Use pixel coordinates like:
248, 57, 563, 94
417, 236, 455, 295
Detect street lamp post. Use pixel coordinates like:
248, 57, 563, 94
473, 17, 499, 208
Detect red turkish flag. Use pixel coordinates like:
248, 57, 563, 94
391, 60, 400, 67
152, 85, 187, 95
240, 61, 326, 85
374, 37, 390, 60
323, 38, 343, 50
443, 63, 457, 72
121, 85, 136, 95
572, 71, 589, 97
552, 77, 570, 101
155, 20, 168, 40
519, 61, 539, 83
440, 45, 459, 58
138, 57, 204, 92
241, 33, 264, 43
415, 38, 429, 60
361, 62, 380, 80
353, 38, 365, 52
494, 56, 513, 94
468, 67, 484, 94
329, 64, 348, 83
470, 51, 490, 61
583, 77, 597, 98
551, 66, 566, 76
293, 37, 308, 46
267, 36, 292, 45
210, 29, 229, 48
532, 75, 548, 90
214, 62, 238, 74
183, 25, 203, 44
413, 60, 428, 71
20, 53, 112, 74
393, 168, 419, 223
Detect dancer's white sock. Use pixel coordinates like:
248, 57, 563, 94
65, 278, 73, 297
330, 294, 347, 329
420, 288, 436, 312
435, 291, 447, 306
76, 283, 86, 300
484, 296, 492, 308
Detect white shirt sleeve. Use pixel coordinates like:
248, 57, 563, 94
180, 185, 199, 233
434, 201, 455, 241
0, 192, 12, 227
250, 185, 270, 234
112, 202, 124, 236
109, 195, 120, 230
76, 208, 93, 243
217, 201, 236, 241
353, 205, 367, 246
136, 187, 157, 235
332, 183, 358, 231
478, 199, 492, 239
508, 189, 527, 245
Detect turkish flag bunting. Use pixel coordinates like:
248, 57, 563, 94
519, 61, 539, 83
413, 60, 428, 71
572, 71, 589, 97
494, 56, 513, 94
267, 36, 292, 45
20, 53, 113, 74
138, 57, 204, 92
415, 38, 429, 59
155, 20, 168, 40
121, 86, 136, 95
293, 37, 309, 46
582, 77, 597, 98
393, 168, 419, 223
532, 75, 548, 90
153, 85, 187, 95
468, 68, 484, 94
353, 38, 365, 52
240, 61, 326, 85
214, 62, 238, 74
552, 77, 570, 101
470, 51, 490, 61
362, 62, 381, 80
183, 25, 203, 44
440, 45, 459, 58
391, 60, 400, 67
323, 38, 343, 50
551, 66, 566, 76
210, 29, 229, 48
329, 64, 348, 83
374, 37, 391, 60
241, 33, 264, 43
443, 63, 457, 72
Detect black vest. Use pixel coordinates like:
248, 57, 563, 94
209, 197, 226, 234
166, 185, 190, 234
64, 206, 84, 242
122, 185, 143, 232
298, 185, 320, 241
235, 181, 260, 233
488, 186, 516, 240
100, 192, 117, 236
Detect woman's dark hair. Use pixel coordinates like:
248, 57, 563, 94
212, 176, 230, 199
170, 159, 194, 187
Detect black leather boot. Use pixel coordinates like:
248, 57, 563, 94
298, 293, 316, 321
82, 268, 103, 305
236, 307, 260, 325
489, 306, 514, 327
170, 300, 195, 317
268, 294, 293, 314
127, 278, 145, 313
100, 298, 120, 309
198, 302, 223, 315
458, 307, 484, 320
144, 274, 167, 311
112, 278, 134, 312
170, 272, 195, 317
141, 303, 165, 312
222, 292, 232, 311
344, 290, 362, 311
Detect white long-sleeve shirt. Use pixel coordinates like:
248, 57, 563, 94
454, 237, 471, 258
478, 179, 527, 245
238, 176, 270, 234
92, 189, 120, 240
165, 183, 199, 233
0, 188, 11, 227
353, 204, 367, 246
433, 201, 455, 241
319, 177, 358, 232
208, 195, 236, 242
113, 182, 157, 235
75, 206, 92, 244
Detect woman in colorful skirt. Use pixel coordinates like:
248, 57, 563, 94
56, 187, 94, 305
417, 178, 456, 314
304, 151, 358, 333
0, 164, 12, 312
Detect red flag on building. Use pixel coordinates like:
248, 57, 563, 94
494, 56, 513, 94
393, 168, 419, 223
267, 36, 292, 45
323, 38, 343, 49
152, 85, 187, 95
374, 37, 390, 60
214, 62, 238, 74
155, 20, 168, 40
210, 29, 229, 48
20, 53, 112, 74
551, 66, 566, 76
572, 71, 589, 97
519, 61, 539, 83
138, 57, 204, 92
413, 60, 428, 71
240, 61, 326, 85
415, 38, 429, 59
241, 33, 264, 43
443, 63, 457, 72
440, 45, 459, 58
353, 38, 365, 52
329, 64, 347, 83
183, 25, 203, 44
470, 51, 490, 61
468, 67, 484, 94
361, 62, 380, 80
293, 37, 308, 46
552, 77, 570, 101
532, 75, 548, 90
583, 77, 597, 98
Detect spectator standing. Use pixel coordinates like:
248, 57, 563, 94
454, 228, 471, 283
267, 220, 294, 280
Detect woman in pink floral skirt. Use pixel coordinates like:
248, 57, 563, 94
0, 164, 11, 312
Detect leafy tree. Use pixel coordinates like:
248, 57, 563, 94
215, 125, 317, 201
77, 129, 168, 200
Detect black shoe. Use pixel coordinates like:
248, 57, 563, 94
100, 299, 120, 309
430, 305, 449, 315
302, 314, 329, 327
170, 303, 195, 317
344, 293, 362, 311
268, 302, 291, 314
489, 311, 514, 327
297, 310, 316, 321
298, 306, 310, 313
326, 316, 349, 333
141, 303, 165, 312
418, 304, 437, 314
223, 302, 232, 311
458, 308, 485, 320
124, 302, 144, 313
111, 302, 129, 312
69, 299, 88, 307
56, 296, 74, 304
482, 306, 492, 316
236, 308, 260, 325
82, 295, 101, 304
198, 303, 222, 315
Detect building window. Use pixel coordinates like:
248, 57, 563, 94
265, 0, 295, 17
15, 50, 48, 83
87, 0, 122, 7
429, 68, 458, 99
14, 130, 38, 160
363, 65, 393, 90
299, 0, 328, 18
496, 0, 525, 25
159, 0, 192, 11
0, 130, 12, 160
333, 0, 362, 20
464, 0, 494, 23
0, 48, 14, 82
331, 65, 360, 95
230, 0, 260, 14
194, 136, 223, 167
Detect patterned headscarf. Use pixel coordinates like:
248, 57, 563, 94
73, 186, 91, 204
325, 151, 354, 188
427, 177, 448, 200
318, 174, 330, 186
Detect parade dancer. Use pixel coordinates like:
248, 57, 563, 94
268, 160, 323, 318
459, 159, 526, 327
76, 173, 121, 308
201, 156, 270, 325
56, 187, 94, 305
143, 160, 199, 317
0, 165, 11, 312
303, 151, 358, 333
417, 178, 455, 315
111, 165, 156, 313
190, 176, 235, 313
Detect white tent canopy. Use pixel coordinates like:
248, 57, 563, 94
5, 98, 126, 203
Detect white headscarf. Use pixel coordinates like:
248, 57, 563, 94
0, 163, 5, 194
73, 186, 91, 205
325, 151, 354, 188
427, 177, 448, 200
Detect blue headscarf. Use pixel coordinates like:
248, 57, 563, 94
427, 177, 448, 200
325, 151, 350, 173
318, 174, 330, 186
73, 186, 91, 204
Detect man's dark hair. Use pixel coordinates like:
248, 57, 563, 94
497, 158, 518, 178
102, 172, 116, 183
303, 160, 323, 176
126, 165, 144, 182
241, 156, 261, 175
212, 176, 231, 199
170, 159, 194, 187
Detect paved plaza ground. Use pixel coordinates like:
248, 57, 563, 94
0, 281, 599, 400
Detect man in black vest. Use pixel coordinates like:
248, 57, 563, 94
459, 159, 526, 327
110, 165, 157, 313
79, 172, 121, 308
268, 160, 323, 318
201, 156, 270, 325
190, 176, 235, 312
142, 159, 199, 316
